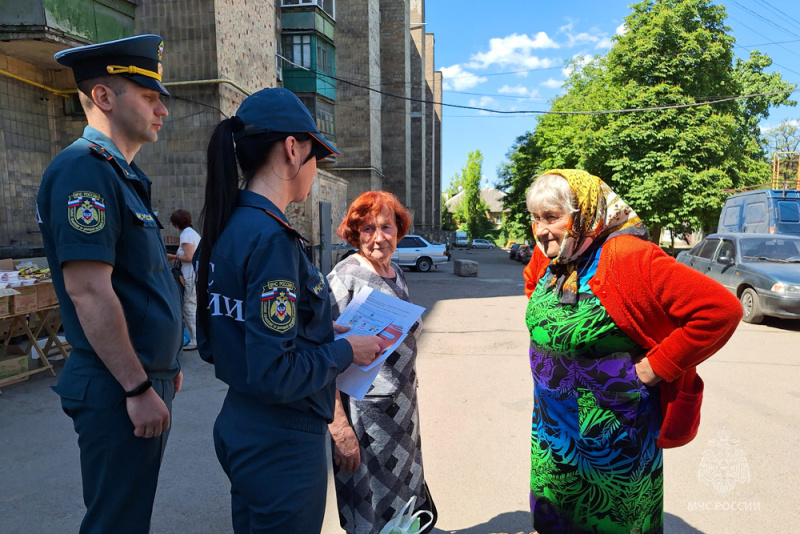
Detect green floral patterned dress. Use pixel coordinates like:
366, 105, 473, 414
526, 248, 663, 534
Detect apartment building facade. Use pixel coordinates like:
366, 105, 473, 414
0, 0, 442, 266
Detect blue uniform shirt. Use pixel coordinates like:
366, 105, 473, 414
37, 126, 182, 378
198, 190, 353, 422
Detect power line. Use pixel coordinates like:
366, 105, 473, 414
279, 55, 798, 116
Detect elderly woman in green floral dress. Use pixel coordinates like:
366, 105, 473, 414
523, 169, 741, 533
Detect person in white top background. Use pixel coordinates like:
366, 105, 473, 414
167, 209, 201, 350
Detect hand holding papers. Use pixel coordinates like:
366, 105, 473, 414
334, 287, 425, 400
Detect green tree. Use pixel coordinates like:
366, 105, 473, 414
458, 150, 485, 239
762, 120, 800, 155
498, 132, 544, 244
527, 0, 794, 241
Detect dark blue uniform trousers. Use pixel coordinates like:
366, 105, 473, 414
56, 370, 174, 534
214, 391, 329, 534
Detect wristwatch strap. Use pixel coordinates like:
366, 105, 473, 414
124, 379, 153, 398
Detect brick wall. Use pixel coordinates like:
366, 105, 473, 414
332, 0, 383, 202
409, 24, 425, 230
379, 0, 411, 207
0, 54, 84, 253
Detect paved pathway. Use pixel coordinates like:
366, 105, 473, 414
1, 247, 798, 533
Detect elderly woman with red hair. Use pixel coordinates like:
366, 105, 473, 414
327, 191, 436, 534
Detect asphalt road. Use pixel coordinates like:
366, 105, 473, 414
1, 246, 798, 533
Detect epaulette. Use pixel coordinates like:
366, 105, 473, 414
87, 143, 114, 162
262, 208, 309, 243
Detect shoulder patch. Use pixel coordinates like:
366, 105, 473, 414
261, 280, 297, 332
311, 270, 326, 296
68, 191, 106, 233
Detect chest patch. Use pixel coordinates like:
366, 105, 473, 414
261, 280, 297, 332
68, 191, 106, 233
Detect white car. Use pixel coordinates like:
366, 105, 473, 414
392, 235, 449, 272
470, 238, 495, 249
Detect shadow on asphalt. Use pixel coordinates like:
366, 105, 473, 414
428, 511, 705, 534
430, 510, 531, 533
665, 512, 705, 533
761, 316, 800, 331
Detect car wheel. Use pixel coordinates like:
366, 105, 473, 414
740, 288, 764, 324
416, 257, 432, 272
489, 245, 494, 249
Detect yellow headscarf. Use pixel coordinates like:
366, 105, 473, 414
536, 169, 647, 303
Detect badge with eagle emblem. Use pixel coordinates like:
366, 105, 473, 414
261, 280, 297, 332
67, 191, 106, 233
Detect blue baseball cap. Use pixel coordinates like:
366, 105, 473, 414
234, 88, 341, 160
55, 34, 169, 96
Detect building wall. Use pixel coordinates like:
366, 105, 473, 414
333, 0, 383, 202
433, 69, 443, 239
409, 1, 426, 231
0, 1, 442, 259
422, 31, 436, 234
133, 0, 221, 245
135, 0, 281, 245
0, 53, 84, 255
379, 0, 411, 208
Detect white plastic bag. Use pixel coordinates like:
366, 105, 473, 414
378, 496, 434, 534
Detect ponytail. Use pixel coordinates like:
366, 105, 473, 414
197, 117, 241, 341
196, 120, 317, 349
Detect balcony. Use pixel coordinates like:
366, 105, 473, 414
0, 0, 136, 69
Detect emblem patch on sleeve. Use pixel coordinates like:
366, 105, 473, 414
261, 280, 297, 332
67, 192, 106, 233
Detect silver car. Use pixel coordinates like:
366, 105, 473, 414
469, 238, 495, 249
392, 234, 449, 272
676, 233, 800, 323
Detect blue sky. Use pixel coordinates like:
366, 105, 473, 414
425, 0, 800, 191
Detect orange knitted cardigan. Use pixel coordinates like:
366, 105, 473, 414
523, 234, 742, 448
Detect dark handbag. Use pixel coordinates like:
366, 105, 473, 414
171, 260, 185, 293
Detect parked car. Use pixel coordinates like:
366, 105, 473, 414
509, 243, 521, 260
717, 189, 800, 236
676, 233, 800, 323
470, 238, 495, 249
392, 234, 449, 272
516, 244, 533, 263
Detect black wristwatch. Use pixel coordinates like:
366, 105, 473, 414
124, 379, 153, 398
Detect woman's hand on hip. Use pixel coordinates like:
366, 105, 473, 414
634, 357, 662, 386
347, 335, 383, 366
330, 422, 361, 473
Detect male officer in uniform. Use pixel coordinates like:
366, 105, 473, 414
36, 35, 183, 534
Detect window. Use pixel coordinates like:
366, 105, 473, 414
716, 240, 735, 261
398, 237, 422, 248
743, 201, 766, 224
316, 39, 334, 76
284, 34, 312, 69
316, 99, 335, 138
695, 239, 719, 260
281, 0, 335, 18
777, 201, 800, 223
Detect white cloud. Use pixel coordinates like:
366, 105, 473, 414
468, 96, 497, 115
540, 78, 564, 89
440, 64, 488, 91
562, 54, 593, 78
468, 96, 496, 108
566, 32, 601, 47
595, 37, 614, 49
616, 23, 627, 35
498, 85, 530, 96
467, 32, 559, 70
558, 21, 615, 50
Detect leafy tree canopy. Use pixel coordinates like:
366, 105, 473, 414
500, 0, 795, 241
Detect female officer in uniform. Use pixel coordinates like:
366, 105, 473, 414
196, 88, 382, 534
